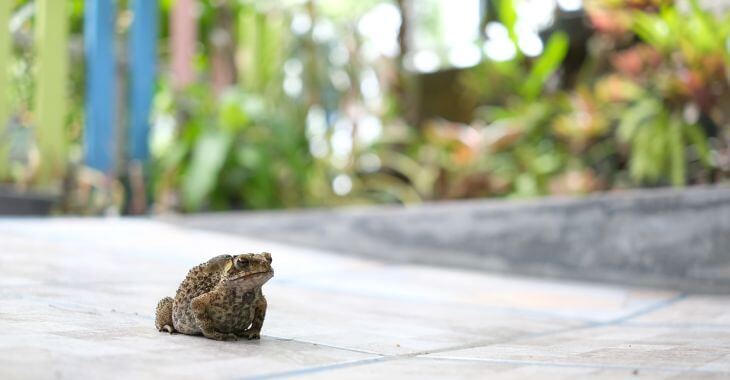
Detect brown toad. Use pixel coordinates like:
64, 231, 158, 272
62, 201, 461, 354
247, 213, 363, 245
155, 252, 273, 341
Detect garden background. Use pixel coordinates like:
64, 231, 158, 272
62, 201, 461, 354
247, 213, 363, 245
0, 0, 728, 215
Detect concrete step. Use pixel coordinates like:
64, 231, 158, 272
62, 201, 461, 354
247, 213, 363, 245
167, 185, 730, 293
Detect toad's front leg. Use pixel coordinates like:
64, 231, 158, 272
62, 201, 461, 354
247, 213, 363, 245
191, 293, 238, 341
238, 295, 267, 340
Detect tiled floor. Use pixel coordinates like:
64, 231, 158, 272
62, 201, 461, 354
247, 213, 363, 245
0, 218, 728, 379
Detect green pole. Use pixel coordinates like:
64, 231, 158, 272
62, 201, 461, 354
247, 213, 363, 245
0, 1, 11, 181
34, 0, 69, 188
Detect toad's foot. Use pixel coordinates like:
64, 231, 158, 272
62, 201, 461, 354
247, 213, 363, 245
155, 297, 174, 333
238, 330, 260, 340
206, 332, 239, 341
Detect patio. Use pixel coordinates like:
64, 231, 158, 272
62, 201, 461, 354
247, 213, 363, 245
1, 218, 729, 379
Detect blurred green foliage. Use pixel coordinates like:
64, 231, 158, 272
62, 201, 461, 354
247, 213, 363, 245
3, 0, 729, 213
442, 0, 729, 199
152, 86, 316, 211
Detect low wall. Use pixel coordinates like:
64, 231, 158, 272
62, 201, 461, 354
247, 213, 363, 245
170, 186, 730, 293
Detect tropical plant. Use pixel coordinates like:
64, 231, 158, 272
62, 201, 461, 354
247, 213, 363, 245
441, 0, 729, 200
589, 0, 729, 185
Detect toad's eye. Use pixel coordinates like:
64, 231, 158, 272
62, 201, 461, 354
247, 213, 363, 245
235, 257, 249, 268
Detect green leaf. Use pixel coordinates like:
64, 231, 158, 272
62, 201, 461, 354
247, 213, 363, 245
618, 98, 661, 142
379, 150, 438, 197
668, 118, 685, 186
533, 154, 561, 175
496, 0, 518, 44
633, 12, 672, 51
520, 32, 569, 100
236, 145, 263, 169
685, 1, 719, 53
514, 173, 539, 197
0, 0, 11, 179
683, 122, 710, 166
219, 97, 249, 131
649, 117, 668, 180
630, 127, 652, 182
182, 131, 233, 211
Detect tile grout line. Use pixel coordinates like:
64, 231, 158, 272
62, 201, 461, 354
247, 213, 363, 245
408, 293, 696, 371
242, 292, 691, 379
239, 324, 585, 380
241, 357, 388, 380
263, 335, 384, 356
621, 321, 730, 330
419, 356, 722, 374
606, 293, 688, 325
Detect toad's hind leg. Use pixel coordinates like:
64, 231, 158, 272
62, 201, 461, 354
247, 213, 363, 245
191, 293, 238, 341
155, 297, 175, 333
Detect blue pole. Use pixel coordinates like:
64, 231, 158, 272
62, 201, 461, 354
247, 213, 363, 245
84, 0, 116, 173
128, 0, 158, 162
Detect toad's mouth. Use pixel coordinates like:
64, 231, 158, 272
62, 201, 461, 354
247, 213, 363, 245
229, 269, 274, 282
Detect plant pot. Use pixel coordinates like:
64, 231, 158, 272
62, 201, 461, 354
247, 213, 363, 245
0, 186, 57, 215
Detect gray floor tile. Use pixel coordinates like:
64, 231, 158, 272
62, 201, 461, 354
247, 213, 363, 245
1, 219, 728, 379
425, 325, 730, 376
300, 357, 723, 380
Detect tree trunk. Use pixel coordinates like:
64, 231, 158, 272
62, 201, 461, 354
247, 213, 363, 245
211, 0, 238, 96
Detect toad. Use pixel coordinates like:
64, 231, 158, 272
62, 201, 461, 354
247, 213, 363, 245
155, 252, 273, 341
